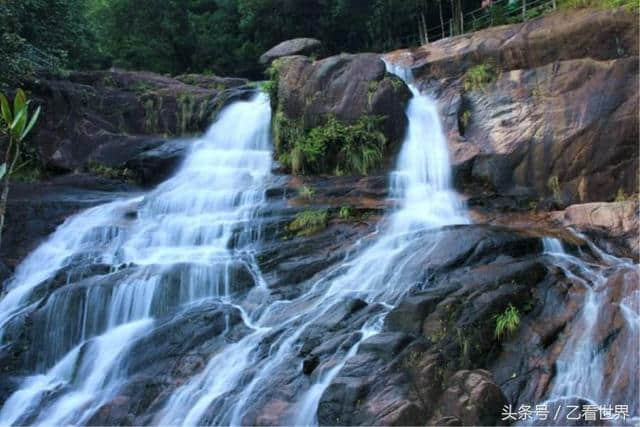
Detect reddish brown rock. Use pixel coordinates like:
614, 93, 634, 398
385, 8, 639, 207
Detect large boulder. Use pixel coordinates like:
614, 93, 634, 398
260, 38, 323, 65
272, 53, 411, 175
385, 8, 639, 207
553, 200, 639, 258
23, 69, 250, 172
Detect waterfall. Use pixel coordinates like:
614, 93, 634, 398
532, 236, 639, 424
159, 62, 468, 426
1, 59, 635, 426
0, 92, 274, 425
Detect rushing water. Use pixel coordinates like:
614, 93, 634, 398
158, 62, 469, 426
0, 92, 274, 425
0, 59, 637, 426
533, 236, 639, 425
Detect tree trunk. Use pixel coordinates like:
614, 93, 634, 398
522, 0, 526, 20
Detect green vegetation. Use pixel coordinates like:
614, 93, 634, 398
614, 188, 637, 202
547, 175, 562, 204
493, 304, 521, 340
7, 1, 583, 85
559, 0, 639, 11
463, 64, 499, 92
275, 114, 386, 176
298, 185, 315, 199
287, 209, 328, 237
339, 206, 352, 219
85, 162, 136, 182
459, 109, 472, 134
0, 89, 41, 248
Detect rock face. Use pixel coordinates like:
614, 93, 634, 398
273, 53, 411, 173
386, 8, 639, 207
554, 200, 639, 258
25, 69, 250, 172
0, 175, 137, 270
260, 38, 323, 65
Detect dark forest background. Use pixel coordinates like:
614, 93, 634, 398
1, 0, 485, 83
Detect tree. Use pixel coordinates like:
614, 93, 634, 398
0, 89, 41, 249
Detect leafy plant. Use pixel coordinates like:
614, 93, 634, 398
275, 113, 386, 176
463, 64, 498, 92
493, 304, 521, 340
287, 209, 328, 237
558, 0, 639, 10
298, 185, 315, 199
0, 89, 41, 248
339, 206, 352, 219
459, 109, 472, 134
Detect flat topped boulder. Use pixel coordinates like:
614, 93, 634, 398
259, 38, 322, 64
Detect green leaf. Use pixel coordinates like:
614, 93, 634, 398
14, 89, 27, 116
0, 93, 12, 125
11, 106, 27, 135
20, 106, 41, 141
0, 163, 5, 180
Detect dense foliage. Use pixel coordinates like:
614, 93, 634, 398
0, 0, 637, 85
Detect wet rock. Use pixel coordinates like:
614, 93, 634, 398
386, 8, 638, 206
274, 53, 411, 173
24, 69, 246, 172
554, 201, 639, 259
1, 175, 136, 268
125, 139, 193, 186
260, 38, 322, 65
433, 369, 507, 426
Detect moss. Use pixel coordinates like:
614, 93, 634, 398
614, 188, 636, 202
547, 175, 562, 204
274, 113, 387, 176
298, 185, 315, 199
143, 97, 162, 134
264, 58, 283, 109
338, 206, 352, 219
367, 81, 379, 106
177, 93, 203, 134
459, 109, 472, 134
287, 209, 328, 236
463, 64, 499, 92
85, 162, 136, 182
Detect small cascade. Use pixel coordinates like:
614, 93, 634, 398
542, 237, 563, 254
0, 92, 274, 425
534, 234, 639, 424
159, 60, 469, 426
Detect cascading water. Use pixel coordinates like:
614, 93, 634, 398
531, 236, 639, 424
0, 58, 635, 427
0, 92, 274, 425
158, 61, 469, 426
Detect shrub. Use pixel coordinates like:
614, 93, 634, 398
0, 89, 41, 248
493, 304, 520, 340
558, 0, 639, 11
339, 206, 352, 219
463, 64, 498, 92
287, 209, 328, 237
275, 113, 387, 176
298, 185, 315, 199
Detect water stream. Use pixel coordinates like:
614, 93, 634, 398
0, 60, 637, 426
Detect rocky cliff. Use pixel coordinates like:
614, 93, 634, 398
0, 7, 638, 427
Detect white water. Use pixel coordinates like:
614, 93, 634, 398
0, 92, 274, 424
532, 235, 639, 424
158, 62, 469, 426
0, 61, 635, 427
